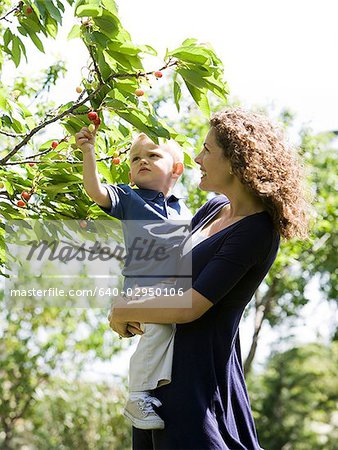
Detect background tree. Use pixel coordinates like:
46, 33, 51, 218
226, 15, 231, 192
248, 342, 338, 450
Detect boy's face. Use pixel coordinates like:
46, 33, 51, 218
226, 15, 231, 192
129, 139, 180, 194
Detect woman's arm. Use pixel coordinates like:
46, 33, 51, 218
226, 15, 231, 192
109, 288, 213, 327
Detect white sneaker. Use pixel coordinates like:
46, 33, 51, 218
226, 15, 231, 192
124, 395, 165, 430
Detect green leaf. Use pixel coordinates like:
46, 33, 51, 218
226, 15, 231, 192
90, 31, 110, 48
61, 116, 87, 134
76, 5, 102, 18
185, 82, 210, 118
67, 24, 81, 40
4, 180, 14, 195
17, 26, 28, 37
93, 10, 120, 38
97, 161, 115, 184
138, 44, 157, 56
56, 0, 65, 13
183, 151, 196, 169
115, 110, 158, 143
181, 38, 198, 46
107, 41, 139, 56
44, 0, 63, 23
3, 29, 13, 48
102, 50, 117, 70
102, 0, 118, 14
16, 35, 27, 63
96, 50, 112, 79
19, 17, 42, 33
170, 47, 210, 64
106, 49, 143, 71
35, 0, 48, 18
11, 36, 21, 67
177, 68, 208, 90
103, 98, 128, 110
45, 16, 58, 39
173, 78, 181, 113
28, 32, 45, 53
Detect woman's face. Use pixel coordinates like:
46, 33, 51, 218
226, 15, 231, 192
195, 127, 233, 193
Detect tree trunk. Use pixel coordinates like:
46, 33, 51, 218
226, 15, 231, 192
244, 280, 278, 375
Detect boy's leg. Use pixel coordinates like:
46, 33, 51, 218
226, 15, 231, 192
129, 323, 176, 391
125, 323, 176, 430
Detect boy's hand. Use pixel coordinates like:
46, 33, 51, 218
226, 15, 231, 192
75, 126, 96, 154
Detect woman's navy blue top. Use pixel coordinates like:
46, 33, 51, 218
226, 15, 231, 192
133, 195, 280, 450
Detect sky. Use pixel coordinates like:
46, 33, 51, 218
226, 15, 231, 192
3, 0, 338, 376
114, 0, 338, 133
5, 0, 338, 134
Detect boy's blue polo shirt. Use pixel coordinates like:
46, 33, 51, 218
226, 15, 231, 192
99, 183, 192, 220
98, 184, 192, 287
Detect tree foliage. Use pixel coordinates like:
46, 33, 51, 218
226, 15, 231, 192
249, 342, 338, 450
0, 1, 228, 448
0, 0, 228, 277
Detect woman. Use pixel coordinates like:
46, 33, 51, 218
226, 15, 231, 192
109, 108, 309, 449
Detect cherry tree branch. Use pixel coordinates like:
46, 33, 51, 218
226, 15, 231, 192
0, 1, 23, 22
0, 130, 26, 138
87, 44, 104, 84
4, 144, 131, 166
0, 61, 178, 166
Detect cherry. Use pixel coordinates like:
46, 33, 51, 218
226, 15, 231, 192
135, 89, 144, 97
28, 162, 35, 167
51, 141, 59, 149
26, 6, 33, 14
112, 151, 119, 158
21, 191, 31, 201
94, 117, 101, 126
88, 111, 98, 121
154, 71, 163, 78
79, 220, 88, 229
76, 86, 83, 93
0, 181, 5, 189
17, 200, 26, 208
88, 124, 95, 133
112, 157, 121, 165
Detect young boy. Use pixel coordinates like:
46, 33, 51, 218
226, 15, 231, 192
75, 127, 192, 430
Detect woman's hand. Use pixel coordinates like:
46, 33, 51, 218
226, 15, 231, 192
108, 302, 143, 338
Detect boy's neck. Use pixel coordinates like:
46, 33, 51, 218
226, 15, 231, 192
135, 183, 173, 197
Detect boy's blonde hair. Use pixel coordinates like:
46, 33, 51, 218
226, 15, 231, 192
130, 133, 184, 164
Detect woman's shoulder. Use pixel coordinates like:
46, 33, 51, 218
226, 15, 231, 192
192, 195, 229, 229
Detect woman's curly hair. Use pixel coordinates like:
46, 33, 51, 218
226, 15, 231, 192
210, 108, 310, 240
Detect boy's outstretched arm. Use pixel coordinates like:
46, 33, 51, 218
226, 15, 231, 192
75, 127, 111, 209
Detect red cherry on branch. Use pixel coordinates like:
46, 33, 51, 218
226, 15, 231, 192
94, 117, 101, 126
135, 89, 144, 97
88, 111, 98, 121
112, 157, 121, 165
154, 71, 163, 78
26, 6, 33, 14
17, 200, 26, 208
51, 141, 59, 149
28, 162, 35, 167
21, 191, 31, 201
